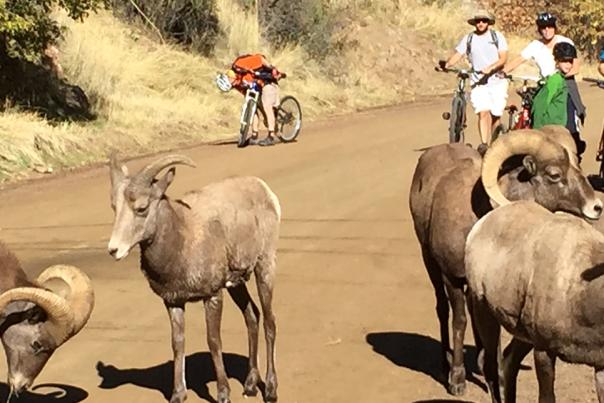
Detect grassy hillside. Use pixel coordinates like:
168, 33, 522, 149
1, 0, 598, 183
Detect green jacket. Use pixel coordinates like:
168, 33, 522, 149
531, 71, 567, 129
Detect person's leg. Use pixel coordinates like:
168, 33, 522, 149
489, 80, 509, 144
470, 85, 492, 152
258, 84, 280, 146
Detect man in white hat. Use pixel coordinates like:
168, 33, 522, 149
440, 9, 508, 153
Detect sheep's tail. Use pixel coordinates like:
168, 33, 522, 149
257, 178, 282, 222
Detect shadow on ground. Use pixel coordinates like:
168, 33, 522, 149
97, 352, 253, 403
366, 331, 487, 393
413, 400, 475, 403
0, 383, 88, 402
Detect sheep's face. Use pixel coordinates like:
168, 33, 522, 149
108, 167, 175, 260
1, 303, 55, 397
525, 154, 603, 220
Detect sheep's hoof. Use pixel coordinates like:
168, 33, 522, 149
448, 366, 466, 396
217, 389, 231, 403
169, 390, 187, 403
243, 368, 260, 397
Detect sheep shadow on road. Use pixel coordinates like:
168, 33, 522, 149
96, 352, 251, 403
0, 383, 88, 402
366, 331, 487, 393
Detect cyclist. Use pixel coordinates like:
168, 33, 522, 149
216, 53, 283, 147
504, 12, 578, 78
532, 42, 586, 159
441, 8, 508, 153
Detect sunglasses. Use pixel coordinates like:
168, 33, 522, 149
475, 18, 490, 24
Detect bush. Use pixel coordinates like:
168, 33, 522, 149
112, 0, 221, 56
550, 0, 604, 60
260, 0, 343, 59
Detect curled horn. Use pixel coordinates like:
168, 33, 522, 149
481, 130, 565, 207
134, 155, 196, 186
0, 288, 74, 347
0, 265, 94, 348
539, 125, 580, 169
36, 265, 94, 342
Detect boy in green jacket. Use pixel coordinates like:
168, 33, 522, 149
531, 42, 577, 129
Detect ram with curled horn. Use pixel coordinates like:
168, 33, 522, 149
107, 153, 282, 403
408, 126, 602, 396
0, 241, 93, 399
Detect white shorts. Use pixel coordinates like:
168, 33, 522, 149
470, 79, 509, 117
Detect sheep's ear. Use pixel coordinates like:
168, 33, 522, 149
523, 155, 537, 176
152, 167, 176, 198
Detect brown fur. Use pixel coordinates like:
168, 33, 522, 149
466, 201, 604, 402
108, 157, 281, 403
408, 139, 600, 396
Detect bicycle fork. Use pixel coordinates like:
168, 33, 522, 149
240, 89, 260, 126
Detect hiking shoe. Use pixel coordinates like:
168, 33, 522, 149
258, 136, 276, 147
248, 136, 260, 146
477, 143, 488, 156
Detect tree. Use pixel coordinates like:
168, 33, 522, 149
0, 0, 108, 62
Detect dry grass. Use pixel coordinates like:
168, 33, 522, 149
1, 0, 599, 182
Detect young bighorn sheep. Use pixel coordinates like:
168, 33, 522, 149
107, 154, 281, 403
0, 241, 94, 399
409, 127, 601, 395
466, 201, 604, 403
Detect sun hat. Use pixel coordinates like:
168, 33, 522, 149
467, 9, 495, 25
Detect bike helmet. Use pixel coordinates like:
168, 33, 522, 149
536, 12, 557, 28
553, 42, 577, 61
215, 71, 233, 92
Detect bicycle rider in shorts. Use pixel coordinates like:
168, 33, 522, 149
216, 53, 283, 147
441, 8, 508, 154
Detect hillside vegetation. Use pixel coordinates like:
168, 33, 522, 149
0, 0, 601, 182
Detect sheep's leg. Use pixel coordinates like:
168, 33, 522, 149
255, 260, 278, 402
470, 293, 502, 403
502, 337, 532, 403
593, 367, 604, 403
422, 248, 451, 378
227, 283, 261, 396
204, 292, 231, 403
534, 349, 556, 403
166, 303, 187, 403
444, 275, 467, 396
466, 287, 484, 374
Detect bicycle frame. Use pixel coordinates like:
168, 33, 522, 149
240, 85, 260, 127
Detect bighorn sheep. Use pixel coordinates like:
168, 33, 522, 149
0, 241, 94, 399
466, 201, 604, 403
408, 127, 602, 395
107, 154, 281, 403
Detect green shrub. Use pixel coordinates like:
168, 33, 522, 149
550, 0, 604, 60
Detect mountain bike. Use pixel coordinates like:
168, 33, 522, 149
493, 74, 541, 140
584, 77, 604, 190
238, 73, 302, 148
436, 65, 474, 143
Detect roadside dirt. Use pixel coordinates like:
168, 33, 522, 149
0, 85, 603, 402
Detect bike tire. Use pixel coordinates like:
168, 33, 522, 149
276, 96, 302, 142
238, 98, 257, 148
449, 95, 465, 143
492, 124, 506, 141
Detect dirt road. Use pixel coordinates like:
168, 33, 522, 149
1, 85, 603, 403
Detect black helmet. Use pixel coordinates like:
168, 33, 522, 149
553, 42, 577, 61
536, 12, 557, 28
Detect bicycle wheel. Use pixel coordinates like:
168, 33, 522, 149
492, 124, 506, 142
275, 96, 302, 142
238, 98, 257, 148
448, 95, 465, 143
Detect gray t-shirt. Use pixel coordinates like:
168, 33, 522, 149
455, 29, 508, 85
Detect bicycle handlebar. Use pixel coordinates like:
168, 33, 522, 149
583, 77, 604, 88
503, 74, 541, 83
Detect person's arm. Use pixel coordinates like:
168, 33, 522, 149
482, 49, 508, 75
503, 55, 526, 74
566, 56, 581, 77
543, 74, 568, 126
443, 51, 464, 69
